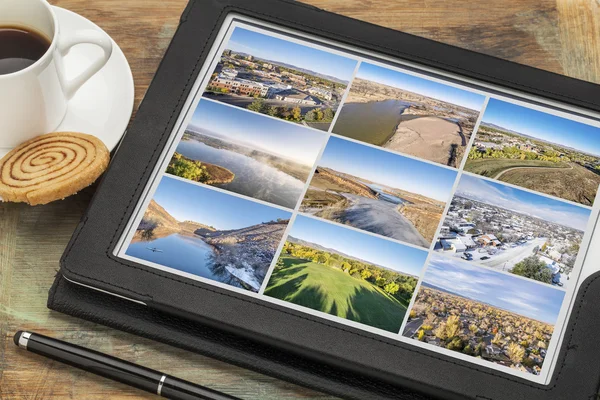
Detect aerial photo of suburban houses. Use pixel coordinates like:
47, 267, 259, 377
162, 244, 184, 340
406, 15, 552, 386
434, 174, 591, 287
265, 215, 428, 333
333, 62, 485, 167
299, 137, 458, 248
403, 255, 565, 375
203, 27, 358, 131
166, 100, 327, 209
466, 99, 600, 206
126, 176, 292, 292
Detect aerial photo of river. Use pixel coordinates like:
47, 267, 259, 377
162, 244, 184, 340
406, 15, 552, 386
333, 100, 411, 145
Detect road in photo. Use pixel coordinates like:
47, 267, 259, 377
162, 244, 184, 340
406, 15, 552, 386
126, 176, 292, 292
265, 215, 428, 332
404, 254, 565, 376
167, 100, 327, 209
300, 137, 458, 248
333, 62, 485, 167
474, 238, 547, 270
434, 174, 591, 287
203, 27, 358, 130
466, 99, 600, 206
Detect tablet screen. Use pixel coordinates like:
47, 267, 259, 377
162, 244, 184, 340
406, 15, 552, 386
115, 16, 600, 383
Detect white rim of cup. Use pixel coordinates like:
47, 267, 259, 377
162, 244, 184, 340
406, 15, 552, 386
0, 0, 59, 80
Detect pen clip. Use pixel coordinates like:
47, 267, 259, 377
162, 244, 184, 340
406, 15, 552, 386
157, 375, 167, 396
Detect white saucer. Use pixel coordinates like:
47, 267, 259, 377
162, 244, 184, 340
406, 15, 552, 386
0, 7, 134, 157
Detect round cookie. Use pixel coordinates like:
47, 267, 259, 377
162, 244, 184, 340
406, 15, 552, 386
0, 132, 110, 205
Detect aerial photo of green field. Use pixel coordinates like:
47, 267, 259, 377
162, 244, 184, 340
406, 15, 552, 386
466, 99, 600, 206
265, 216, 428, 332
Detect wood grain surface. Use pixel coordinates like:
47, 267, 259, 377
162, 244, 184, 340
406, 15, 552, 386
1, 0, 599, 399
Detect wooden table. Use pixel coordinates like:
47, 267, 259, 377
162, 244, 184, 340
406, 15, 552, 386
1, 0, 599, 398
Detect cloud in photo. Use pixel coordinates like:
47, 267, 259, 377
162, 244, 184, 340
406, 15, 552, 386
455, 174, 591, 231
422, 254, 565, 324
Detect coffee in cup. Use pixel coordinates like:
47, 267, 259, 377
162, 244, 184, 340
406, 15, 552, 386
0, 26, 52, 75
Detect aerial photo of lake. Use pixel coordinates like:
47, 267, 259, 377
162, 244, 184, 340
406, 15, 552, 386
176, 139, 306, 209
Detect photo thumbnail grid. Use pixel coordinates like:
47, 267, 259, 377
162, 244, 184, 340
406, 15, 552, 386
118, 21, 600, 381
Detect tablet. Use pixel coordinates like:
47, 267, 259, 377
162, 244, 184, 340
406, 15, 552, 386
57, 2, 600, 398
109, 15, 600, 385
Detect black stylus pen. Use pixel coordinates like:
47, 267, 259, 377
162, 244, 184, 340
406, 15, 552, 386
14, 331, 241, 400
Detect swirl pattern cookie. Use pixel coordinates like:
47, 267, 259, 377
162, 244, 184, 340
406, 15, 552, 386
0, 132, 110, 205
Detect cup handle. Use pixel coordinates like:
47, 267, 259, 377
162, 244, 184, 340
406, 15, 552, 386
57, 29, 113, 99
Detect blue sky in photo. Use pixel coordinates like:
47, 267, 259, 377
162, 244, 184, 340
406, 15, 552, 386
225, 28, 358, 82
456, 174, 591, 231
423, 254, 565, 324
151, 176, 291, 230
289, 215, 428, 276
357, 63, 486, 111
319, 137, 458, 202
188, 100, 327, 165
483, 99, 600, 157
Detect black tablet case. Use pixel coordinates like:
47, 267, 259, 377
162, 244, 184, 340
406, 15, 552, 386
49, 1, 600, 399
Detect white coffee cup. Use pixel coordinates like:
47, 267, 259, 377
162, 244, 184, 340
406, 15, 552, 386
0, 0, 113, 149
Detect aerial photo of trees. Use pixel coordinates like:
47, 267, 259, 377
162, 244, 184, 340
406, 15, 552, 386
403, 255, 565, 375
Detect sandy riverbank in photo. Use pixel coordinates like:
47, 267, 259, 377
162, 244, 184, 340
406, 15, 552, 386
384, 116, 464, 166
